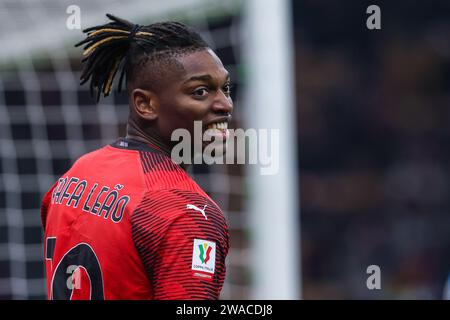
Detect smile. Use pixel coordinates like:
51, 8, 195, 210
206, 122, 228, 130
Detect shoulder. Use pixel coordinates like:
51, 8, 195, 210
139, 151, 204, 193
64, 144, 144, 186
71, 144, 130, 167
131, 189, 229, 241
74, 145, 109, 163
61, 145, 113, 176
132, 189, 225, 223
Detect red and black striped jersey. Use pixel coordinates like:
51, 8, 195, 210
41, 138, 229, 300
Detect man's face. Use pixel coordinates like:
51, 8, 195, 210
155, 48, 233, 152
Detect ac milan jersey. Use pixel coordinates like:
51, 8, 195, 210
41, 138, 229, 300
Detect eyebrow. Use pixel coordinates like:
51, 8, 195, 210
183, 73, 230, 84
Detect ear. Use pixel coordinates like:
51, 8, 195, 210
131, 88, 159, 121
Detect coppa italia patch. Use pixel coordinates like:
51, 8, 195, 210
192, 239, 216, 278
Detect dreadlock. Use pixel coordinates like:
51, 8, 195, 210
75, 14, 209, 102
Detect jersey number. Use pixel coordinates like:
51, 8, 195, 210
47, 239, 104, 300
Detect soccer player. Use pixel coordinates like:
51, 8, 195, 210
41, 14, 232, 300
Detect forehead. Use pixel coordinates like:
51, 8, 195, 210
177, 48, 228, 80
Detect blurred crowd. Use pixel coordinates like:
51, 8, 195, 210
294, 0, 450, 299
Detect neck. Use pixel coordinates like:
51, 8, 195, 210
125, 118, 171, 156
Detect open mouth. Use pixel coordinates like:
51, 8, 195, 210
203, 121, 229, 142
206, 121, 228, 131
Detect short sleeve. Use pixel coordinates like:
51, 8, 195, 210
131, 189, 229, 300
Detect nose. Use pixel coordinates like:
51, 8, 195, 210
211, 90, 233, 115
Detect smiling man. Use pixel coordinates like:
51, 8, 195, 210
40, 14, 231, 300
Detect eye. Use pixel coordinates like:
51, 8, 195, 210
192, 87, 209, 97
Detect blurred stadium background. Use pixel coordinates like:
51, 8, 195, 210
296, 0, 450, 299
0, 0, 449, 300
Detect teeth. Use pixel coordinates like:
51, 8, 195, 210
207, 122, 228, 130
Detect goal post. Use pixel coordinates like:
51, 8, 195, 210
243, 0, 301, 299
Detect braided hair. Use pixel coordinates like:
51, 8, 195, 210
75, 14, 208, 102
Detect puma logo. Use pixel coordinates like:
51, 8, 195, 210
186, 204, 208, 220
